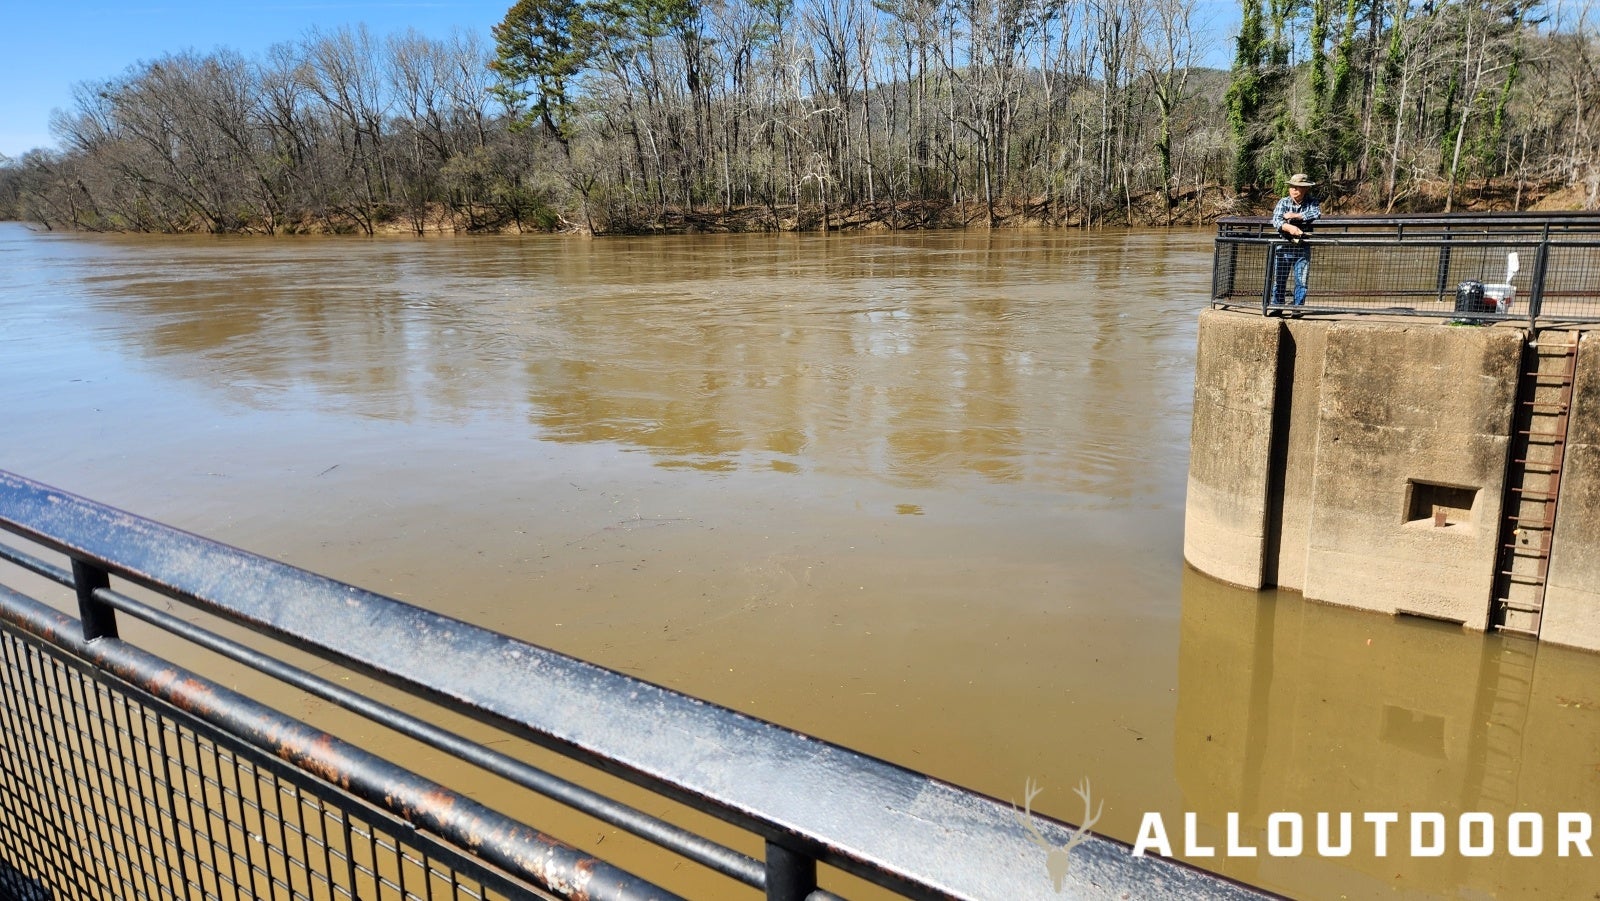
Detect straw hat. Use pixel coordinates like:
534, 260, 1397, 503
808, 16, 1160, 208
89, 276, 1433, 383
1287, 173, 1317, 187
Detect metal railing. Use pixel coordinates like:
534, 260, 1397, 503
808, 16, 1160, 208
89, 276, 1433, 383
0, 470, 1272, 901
1212, 211, 1600, 324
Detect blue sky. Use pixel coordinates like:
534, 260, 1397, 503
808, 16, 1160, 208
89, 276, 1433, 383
0, 3, 510, 159
2, 1, 1241, 161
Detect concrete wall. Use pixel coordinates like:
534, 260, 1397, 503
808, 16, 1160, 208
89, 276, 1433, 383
1303, 323, 1522, 630
1185, 310, 1583, 638
1543, 331, 1600, 649
1183, 312, 1280, 589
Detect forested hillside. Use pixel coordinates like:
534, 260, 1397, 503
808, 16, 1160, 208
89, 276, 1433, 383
0, 0, 1594, 233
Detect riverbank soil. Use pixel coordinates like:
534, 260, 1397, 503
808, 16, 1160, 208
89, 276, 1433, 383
359, 176, 1583, 237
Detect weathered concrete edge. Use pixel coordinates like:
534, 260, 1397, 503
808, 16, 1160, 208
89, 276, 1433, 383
1184, 309, 1279, 589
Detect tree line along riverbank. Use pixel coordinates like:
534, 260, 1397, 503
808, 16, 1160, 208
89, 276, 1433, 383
0, 0, 1595, 235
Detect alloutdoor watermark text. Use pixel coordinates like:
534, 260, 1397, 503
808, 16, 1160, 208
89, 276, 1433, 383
1131, 810, 1595, 859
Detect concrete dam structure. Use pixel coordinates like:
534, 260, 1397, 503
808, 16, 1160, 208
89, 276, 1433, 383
1189, 213, 1600, 652
1190, 216, 1600, 656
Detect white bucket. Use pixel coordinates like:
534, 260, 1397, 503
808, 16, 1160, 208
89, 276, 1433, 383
1483, 283, 1515, 314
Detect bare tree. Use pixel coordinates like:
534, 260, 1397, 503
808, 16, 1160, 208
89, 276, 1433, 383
1141, 0, 1200, 219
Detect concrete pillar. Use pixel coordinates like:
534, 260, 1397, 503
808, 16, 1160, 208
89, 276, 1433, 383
1268, 321, 1328, 591
1184, 310, 1281, 589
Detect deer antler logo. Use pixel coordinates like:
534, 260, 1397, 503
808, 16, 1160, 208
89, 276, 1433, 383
1013, 777, 1103, 892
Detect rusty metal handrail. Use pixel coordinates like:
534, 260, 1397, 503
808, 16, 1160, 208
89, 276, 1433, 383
0, 469, 1274, 900
2, 538, 761, 892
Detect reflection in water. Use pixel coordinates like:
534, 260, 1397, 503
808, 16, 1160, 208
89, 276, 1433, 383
1177, 569, 1600, 898
3, 223, 1598, 899
74, 232, 1199, 498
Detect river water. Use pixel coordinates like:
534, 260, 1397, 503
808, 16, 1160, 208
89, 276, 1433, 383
1, 221, 1596, 899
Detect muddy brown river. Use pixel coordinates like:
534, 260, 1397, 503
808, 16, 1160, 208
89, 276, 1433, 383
2, 221, 1596, 899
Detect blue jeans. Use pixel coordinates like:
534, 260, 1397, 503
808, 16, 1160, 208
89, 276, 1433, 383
1272, 246, 1311, 306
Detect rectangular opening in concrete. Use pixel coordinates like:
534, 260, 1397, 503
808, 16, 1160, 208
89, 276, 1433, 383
1405, 480, 1478, 528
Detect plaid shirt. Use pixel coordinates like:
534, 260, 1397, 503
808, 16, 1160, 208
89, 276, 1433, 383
1272, 195, 1322, 234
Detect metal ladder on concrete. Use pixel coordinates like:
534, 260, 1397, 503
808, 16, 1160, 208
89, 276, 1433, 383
1491, 331, 1581, 636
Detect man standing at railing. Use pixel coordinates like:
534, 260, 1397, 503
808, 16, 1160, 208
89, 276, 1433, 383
1271, 174, 1322, 306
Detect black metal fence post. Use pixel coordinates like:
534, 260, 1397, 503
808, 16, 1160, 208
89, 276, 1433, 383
764, 840, 818, 901
1435, 227, 1454, 303
1225, 239, 1240, 300
1261, 241, 1278, 314
1527, 224, 1552, 327
70, 559, 116, 641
